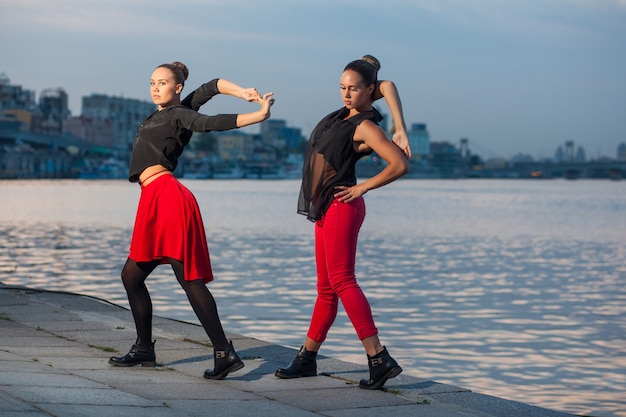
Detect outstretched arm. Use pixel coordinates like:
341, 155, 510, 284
235, 92, 275, 127
374, 80, 412, 158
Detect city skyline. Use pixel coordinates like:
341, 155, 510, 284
1, 0, 625, 159
2, 75, 620, 163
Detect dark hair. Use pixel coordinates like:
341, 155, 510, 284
157, 61, 189, 86
344, 55, 380, 90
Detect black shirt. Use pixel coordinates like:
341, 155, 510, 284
128, 79, 237, 182
297, 107, 383, 221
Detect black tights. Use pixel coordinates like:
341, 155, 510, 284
120, 258, 229, 350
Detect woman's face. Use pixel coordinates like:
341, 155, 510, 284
340, 69, 374, 111
149, 67, 183, 109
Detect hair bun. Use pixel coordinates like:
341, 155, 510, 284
361, 54, 381, 72
172, 61, 189, 81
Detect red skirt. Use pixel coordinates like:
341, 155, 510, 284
129, 174, 213, 283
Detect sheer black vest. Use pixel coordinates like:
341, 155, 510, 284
297, 107, 383, 221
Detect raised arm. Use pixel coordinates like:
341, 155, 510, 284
182, 79, 261, 111
374, 80, 411, 158
216, 79, 260, 102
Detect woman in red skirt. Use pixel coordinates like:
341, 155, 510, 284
108, 61, 274, 380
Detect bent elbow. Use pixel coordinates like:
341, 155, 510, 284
389, 160, 409, 180
400, 159, 410, 176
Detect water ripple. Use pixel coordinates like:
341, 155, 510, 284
1, 179, 625, 417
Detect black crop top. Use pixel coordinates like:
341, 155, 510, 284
128, 79, 238, 182
297, 106, 383, 221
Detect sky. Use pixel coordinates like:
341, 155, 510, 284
1, 0, 625, 159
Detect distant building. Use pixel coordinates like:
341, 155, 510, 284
617, 142, 626, 161
510, 153, 534, 163
81, 94, 155, 155
0, 73, 36, 111
555, 141, 586, 162
282, 126, 305, 153
1, 76, 76, 139
259, 118, 305, 157
260, 119, 287, 150
0, 110, 27, 131
214, 130, 254, 161
430, 141, 464, 177
36, 88, 70, 136
63, 116, 115, 148
407, 123, 430, 159
554, 145, 564, 162
0, 74, 39, 132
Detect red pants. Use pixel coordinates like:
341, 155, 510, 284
307, 197, 378, 343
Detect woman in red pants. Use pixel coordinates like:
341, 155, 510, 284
275, 55, 410, 390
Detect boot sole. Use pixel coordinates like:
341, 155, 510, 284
359, 365, 402, 390
108, 360, 156, 368
274, 369, 317, 379
203, 361, 245, 380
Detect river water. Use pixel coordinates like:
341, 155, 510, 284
1, 178, 624, 417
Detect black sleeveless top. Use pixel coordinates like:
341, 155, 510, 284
297, 106, 383, 221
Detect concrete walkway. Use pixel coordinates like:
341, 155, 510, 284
0, 284, 577, 417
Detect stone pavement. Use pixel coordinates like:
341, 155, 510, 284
0, 284, 577, 417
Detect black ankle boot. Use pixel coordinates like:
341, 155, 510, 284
109, 340, 156, 367
275, 345, 317, 379
203, 341, 244, 380
359, 346, 402, 390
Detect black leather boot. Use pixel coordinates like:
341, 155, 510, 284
274, 345, 317, 379
109, 340, 156, 367
359, 346, 402, 390
203, 341, 244, 380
